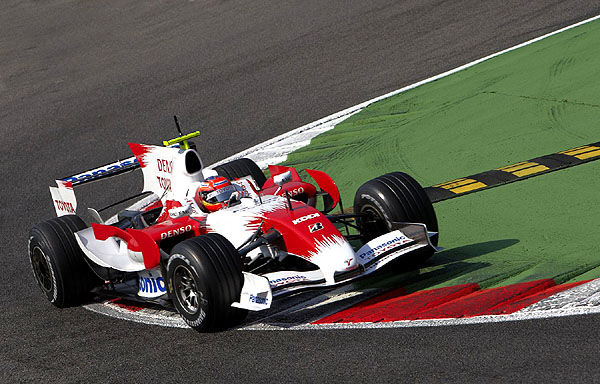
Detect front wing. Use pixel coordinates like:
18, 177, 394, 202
231, 223, 438, 311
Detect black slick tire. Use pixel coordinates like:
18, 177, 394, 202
214, 158, 267, 188
28, 215, 102, 307
353, 172, 439, 248
166, 233, 247, 332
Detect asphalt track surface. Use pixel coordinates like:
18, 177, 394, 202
2, 1, 600, 382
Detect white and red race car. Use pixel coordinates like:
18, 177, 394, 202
29, 131, 440, 331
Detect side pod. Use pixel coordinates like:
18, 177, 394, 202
91, 223, 161, 270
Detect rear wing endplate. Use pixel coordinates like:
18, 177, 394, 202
50, 180, 77, 216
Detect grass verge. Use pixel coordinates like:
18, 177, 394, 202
282, 19, 600, 288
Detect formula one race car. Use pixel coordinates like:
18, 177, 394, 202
28, 128, 440, 331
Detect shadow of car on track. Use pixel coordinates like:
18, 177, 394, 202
429, 239, 520, 266
383, 238, 521, 291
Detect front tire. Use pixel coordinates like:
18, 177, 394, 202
28, 215, 102, 307
354, 172, 439, 249
167, 233, 247, 332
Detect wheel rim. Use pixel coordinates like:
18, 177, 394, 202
359, 205, 388, 241
173, 264, 201, 314
31, 246, 53, 293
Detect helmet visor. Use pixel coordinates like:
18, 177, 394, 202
203, 185, 236, 204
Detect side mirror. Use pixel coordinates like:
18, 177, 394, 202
228, 191, 242, 208
273, 170, 292, 186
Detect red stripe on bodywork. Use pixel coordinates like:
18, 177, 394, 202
92, 223, 161, 269
57, 180, 73, 189
314, 279, 591, 324
128, 143, 152, 168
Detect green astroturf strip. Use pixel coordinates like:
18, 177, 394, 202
282, 20, 600, 288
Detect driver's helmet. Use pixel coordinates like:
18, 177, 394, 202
194, 176, 236, 213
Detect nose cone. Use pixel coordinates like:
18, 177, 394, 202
306, 235, 358, 284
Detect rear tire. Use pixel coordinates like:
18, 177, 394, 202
354, 172, 438, 251
167, 233, 247, 332
28, 215, 102, 307
214, 158, 267, 188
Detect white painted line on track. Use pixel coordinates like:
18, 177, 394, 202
209, 14, 600, 169
83, 277, 600, 330
84, 301, 188, 328
210, 112, 360, 169
285, 306, 600, 330
523, 278, 600, 311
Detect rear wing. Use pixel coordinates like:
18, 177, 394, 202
50, 130, 202, 217
49, 156, 140, 217
61, 156, 140, 186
